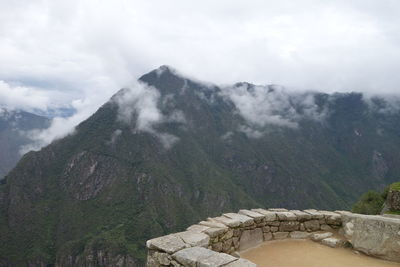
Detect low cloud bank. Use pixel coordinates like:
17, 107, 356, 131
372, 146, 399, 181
19, 98, 100, 154
0, 81, 51, 111
18, 70, 400, 152
114, 81, 185, 149
220, 83, 327, 137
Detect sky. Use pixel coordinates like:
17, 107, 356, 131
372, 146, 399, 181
1, 0, 400, 148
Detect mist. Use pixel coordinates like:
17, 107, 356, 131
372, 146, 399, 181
2, 0, 400, 150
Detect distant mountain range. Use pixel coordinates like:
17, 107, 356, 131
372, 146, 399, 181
1, 66, 400, 266
0, 109, 49, 179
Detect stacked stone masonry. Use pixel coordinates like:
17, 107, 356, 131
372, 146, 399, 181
146, 208, 400, 266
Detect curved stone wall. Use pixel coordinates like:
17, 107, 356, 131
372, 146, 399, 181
146, 208, 400, 266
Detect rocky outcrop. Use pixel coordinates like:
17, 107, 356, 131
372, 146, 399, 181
381, 183, 400, 215
385, 189, 400, 211
341, 212, 400, 262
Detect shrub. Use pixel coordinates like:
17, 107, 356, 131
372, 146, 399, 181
352, 190, 385, 215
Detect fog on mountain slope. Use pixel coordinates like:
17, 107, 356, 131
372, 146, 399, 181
0, 108, 49, 179
112, 66, 400, 147
1, 66, 399, 266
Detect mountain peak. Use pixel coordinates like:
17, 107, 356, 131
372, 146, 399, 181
147, 65, 181, 79
156, 64, 176, 73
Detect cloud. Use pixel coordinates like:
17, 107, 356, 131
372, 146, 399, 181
106, 129, 122, 146
0, 81, 51, 111
221, 84, 298, 128
19, 98, 100, 153
115, 82, 185, 149
363, 94, 400, 115
238, 125, 264, 139
220, 83, 328, 133
116, 84, 162, 131
2, 0, 400, 149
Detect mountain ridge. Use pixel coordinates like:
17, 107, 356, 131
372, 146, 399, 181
1, 66, 400, 265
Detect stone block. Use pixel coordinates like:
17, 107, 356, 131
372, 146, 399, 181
233, 228, 241, 237
177, 231, 210, 248
326, 215, 342, 226
232, 237, 239, 249
289, 231, 311, 239
220, 229, 233, 240
273, 232, 289, 239
279, 221, 299, 232
239, 209, 265, 222
263, 232, 273, 241
223, 258, 257, 267
252, 209, 277, 221
320, 224, 332, 231
341, 213, 400, 262
197, 252, 237, 267
321, 237, 346, 248
276, 211, 297, 221
270, 226, 279, 232
223, 213, 254, 227
212, 242, 223, 252
268, 208, 288, 212
153, 252, 171, 265
239, 228, 263, 251
262, 226, 270, 232
257, 222, 267, 227
172, 247, 216, 267
146, 234, 187, 254
266, 221, 280, 226
212, 216, 241, 228
204, 227, 227, 238
199, 220, 228, 229
187, 224, 210, 233
304, 220, 320, 231
303, 209, 324, 219
290, 210, 312, 221
311, 232, 333, 241
222, 239, 233, 252
343, 222, 354, 239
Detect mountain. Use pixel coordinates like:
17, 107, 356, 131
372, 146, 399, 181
1, 66, 400, 266
0, 109, 49, 179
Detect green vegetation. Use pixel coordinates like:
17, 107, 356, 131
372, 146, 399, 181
352, 181, 400, 215
385, 210, 400, 215
389, 182, 400, 191
2, 68, 400, 265
352, 190, 385, 215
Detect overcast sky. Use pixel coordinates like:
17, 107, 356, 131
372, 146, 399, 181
2, 0, 400, 145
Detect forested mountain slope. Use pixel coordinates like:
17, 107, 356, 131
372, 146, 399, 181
1, 66, 399, 265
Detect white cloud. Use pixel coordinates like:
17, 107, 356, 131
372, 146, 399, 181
106, 129, 122, 146
0, 81, 51, 111
220, 83, 329, 130
2, 0, 400, 149
221, 84, 298, 128
116, 83, 162, 131
19, 97, 100, 153
115, 81, 184, 149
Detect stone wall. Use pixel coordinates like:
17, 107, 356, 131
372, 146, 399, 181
146, 208, 400, 266
146, 208, 343, 266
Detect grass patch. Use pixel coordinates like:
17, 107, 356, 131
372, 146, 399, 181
385, 210, 400, 215
389, 182, 400, 191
